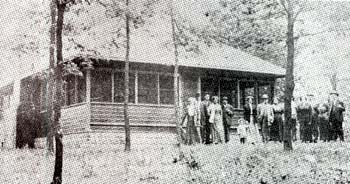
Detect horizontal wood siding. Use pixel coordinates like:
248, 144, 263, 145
90, 103, 175, 127
61, 103, 90, 134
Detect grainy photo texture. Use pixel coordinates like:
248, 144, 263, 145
0, 0, 350, 183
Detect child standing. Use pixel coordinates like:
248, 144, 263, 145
237, 119, 249, 144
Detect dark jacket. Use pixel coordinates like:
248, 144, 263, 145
222, 103, 235, 126
329, 100, 346, 122
200, 100, 210, 125
296, 103, 313, 123
243, 104, 257, 124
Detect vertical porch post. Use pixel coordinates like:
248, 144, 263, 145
86, 69, 91, 103
237, 80, 241, 108
74, 76, 78, 103
254, 80, 259, 105
111, 71, 115, 102
197, 76, 201, 98
178, 74, 183, 115
135, 71, 138, 104
157, 74, 160, 104
270, 80, 275, 102
218, 78, 221, 100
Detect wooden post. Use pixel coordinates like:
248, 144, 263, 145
254, 81, 259, 105
178, 75, 183, 116
237, 80, 241, 109
197, 76, 201, 98
135, 72, 138, 104
218, 78, 221, 100
111, 71, 115, 102
157, 74, 160, 104
271, 80, 275, 102
74, 76, 78, 104
86, 69, 91, 103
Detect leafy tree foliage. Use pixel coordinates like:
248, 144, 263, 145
173, 0, 287, 68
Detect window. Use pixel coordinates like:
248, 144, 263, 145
91, 70, 112, 102
159, 75, 174, 104
138, 73, 158, 104
114, 72, 135, 103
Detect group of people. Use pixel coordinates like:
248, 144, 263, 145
181, 93, 233, 145
241, 90, 346, 144
181, 89, 346, 145
293, 90, 346, 143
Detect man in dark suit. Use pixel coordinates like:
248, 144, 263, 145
222, 96, 234, 143
328, 90, 346, 141
200, 92, 211, 144
243, 96, 257, 125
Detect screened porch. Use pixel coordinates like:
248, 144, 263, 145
60, 65, 277, 134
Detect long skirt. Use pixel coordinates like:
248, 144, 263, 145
271, 114, 282, 141
210, 116, 225, 143
248, 115, 261, 144
301, 120, 313, 142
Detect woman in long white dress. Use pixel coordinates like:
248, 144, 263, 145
208, 96, 225, 144
243, 96, 261, 144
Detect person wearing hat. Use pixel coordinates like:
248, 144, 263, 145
222, 96, 234, 143
257, 94, 274, 142
328, 90, 346, 141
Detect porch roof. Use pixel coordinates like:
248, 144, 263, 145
72, 44, 286, 78
65, 2, 285, 78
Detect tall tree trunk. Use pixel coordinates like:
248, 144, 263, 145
330, 72, 337, 90
283, 10, 295, 151
52, 2, 66, 184
47, 0, 56, 153
124, 0, 131, 152
170, 1, 183, 148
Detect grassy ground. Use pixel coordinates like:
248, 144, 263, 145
1, 132, 350, 184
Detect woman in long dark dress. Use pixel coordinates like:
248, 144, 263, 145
297, 97, 313, 143
272, 97, 284, 142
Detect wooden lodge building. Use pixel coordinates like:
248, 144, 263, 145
0, 45, 285, 148
0, 3, 285, 148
